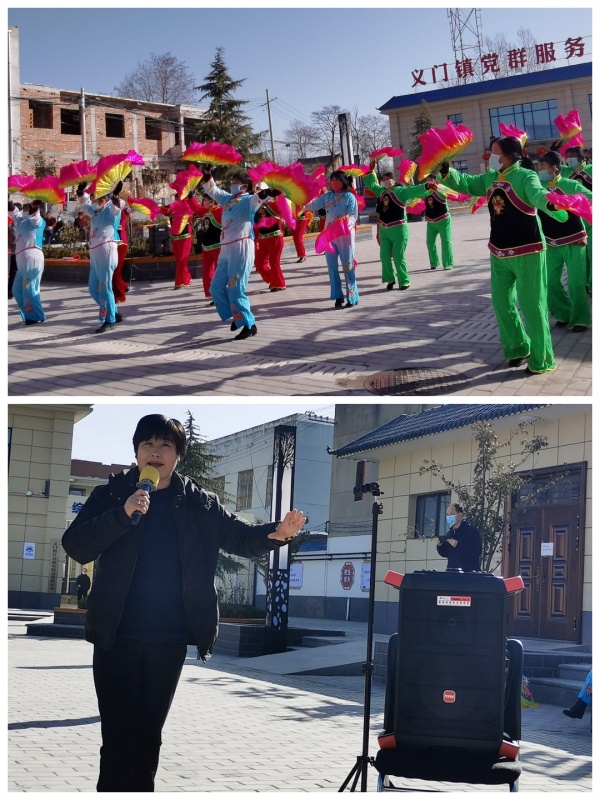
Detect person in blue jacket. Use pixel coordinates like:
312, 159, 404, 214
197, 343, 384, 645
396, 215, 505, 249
8, 198, 46, 324
77, 181, 123, 333
436, 502, 482, 571
200, 170, 281, 340
563, 669, 592, 719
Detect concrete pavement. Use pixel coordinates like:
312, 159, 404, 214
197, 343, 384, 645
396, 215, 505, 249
8, 213, 591, 397
9, 618, 591, 792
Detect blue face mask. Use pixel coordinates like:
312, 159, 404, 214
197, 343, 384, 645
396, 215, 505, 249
567, 157, 580, 169
537, 170, 552, 183
446, 514, 457, 527
230, 184, 243, 196
488, 153, 502, 171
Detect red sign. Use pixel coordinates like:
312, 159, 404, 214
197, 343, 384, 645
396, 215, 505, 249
443, 690, 456, 704
340, 562, 355, 590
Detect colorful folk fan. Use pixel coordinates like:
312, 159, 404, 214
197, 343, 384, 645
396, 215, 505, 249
272, 194, 296, 231
499, 123, 527, 146
470, 196, 487, 214
311, 165, 326, 180
8, 174, 35, 194
369, 147, 404, 161
182, 141, 243, 166
248, 161, 320, 206
58, 159, 97, 188
126, 196, 162, 221
357, 195, 366, 212
416, 121, 474, 180
406, 198, 426, 215
339, 164, 370, 177
554, 109, 582, 143
546, 191, 592, 225
315, 216, 351, 254
169, 165, 204, 201
396, 159, 417, 185
21, 176, 64, 204
560, 133, 585, 157
89, 150, 145, 197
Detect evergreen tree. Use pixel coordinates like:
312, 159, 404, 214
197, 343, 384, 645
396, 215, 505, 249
409, 101, 437, 164
193, 48, 266, 182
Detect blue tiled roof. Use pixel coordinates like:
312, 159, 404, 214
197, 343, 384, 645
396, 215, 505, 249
332, 404, 548, 457
379, 63, 591, 111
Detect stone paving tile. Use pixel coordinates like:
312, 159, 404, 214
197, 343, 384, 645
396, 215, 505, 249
8, 213, 591, 397
8, 622, 591, 793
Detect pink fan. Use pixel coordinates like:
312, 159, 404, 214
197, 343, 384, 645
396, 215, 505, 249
21, 176, 63, 204
272, 194, 296, 231
357, 196, 366, 212
182, 141, 243, 166
315, 217, 351, 254
499, 123, 527, 146
554, 110, 582, 143
546, 191, 592, 225
470, 196, 487, 214
8, 174, 35, 194
127, 196, 161, 221
369, 147, 404, 161
396, 159, 417, 184
58, 159, 97, 188
89, 150, 144, 197
339, 164, 370, 177
560, 133, 585, 158
169, 165, 204, 201
248, 161, 320, 206
406, 198, 426, 215
416, 121, 474, 180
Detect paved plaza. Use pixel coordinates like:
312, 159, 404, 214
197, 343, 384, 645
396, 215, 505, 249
8, 618, 592, 792
8, 213, 591, 397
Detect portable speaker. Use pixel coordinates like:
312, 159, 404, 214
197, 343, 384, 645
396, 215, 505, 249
149, 224, 171, 256
392, 571, 508, 756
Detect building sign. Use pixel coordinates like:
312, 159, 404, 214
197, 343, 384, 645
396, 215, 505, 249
48, 540, 60, 592
71, 501, 84, 514
23, 542, 35, 560
541, 542, 554, 557
340, 562, 355, 590
361, 562, 371, 593
411, 36, 588, 88
290, 563, 303, 589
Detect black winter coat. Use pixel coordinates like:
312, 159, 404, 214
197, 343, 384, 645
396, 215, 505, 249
62, 468, 282, 659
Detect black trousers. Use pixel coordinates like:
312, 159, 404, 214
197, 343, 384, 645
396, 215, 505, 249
93, 639, 187, 792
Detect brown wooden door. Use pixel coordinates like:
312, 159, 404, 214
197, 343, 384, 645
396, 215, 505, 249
507, 465, 585, 643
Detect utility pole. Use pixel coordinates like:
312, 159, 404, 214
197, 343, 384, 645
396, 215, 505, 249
8, 29, 14, 175
79, 87, 87, 160
266, 89, 276, 161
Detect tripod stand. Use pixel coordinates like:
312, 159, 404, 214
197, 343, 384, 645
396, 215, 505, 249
339, 462, 383, 792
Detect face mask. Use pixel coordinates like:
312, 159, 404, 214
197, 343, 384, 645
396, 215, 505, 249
230, 184, 242, 196
567, 157, 580, 169
381, 179, 395, 189
446, 515, 457, 527
330, 180, 343, 192
537, 170, 552, 183
488, 153, 502, 171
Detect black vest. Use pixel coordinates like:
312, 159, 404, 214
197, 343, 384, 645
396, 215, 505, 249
487, 181, 544, 257
376, 190, 406, 227
425, 190, 449, 222
539, 188, 587, 246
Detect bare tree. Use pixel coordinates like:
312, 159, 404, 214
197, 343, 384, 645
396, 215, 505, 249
114, 52, 198, 105
284, 119, 320, 161
310, 105, 343, 164
354, 112, 392, 163
483, 27, 540, 79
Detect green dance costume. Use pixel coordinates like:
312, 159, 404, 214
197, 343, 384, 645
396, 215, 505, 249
442, 162, 568, 374
538, 175, 592, 329
425, 189, 454, 269
364, 171, 427, 288
561, 163, 593, 291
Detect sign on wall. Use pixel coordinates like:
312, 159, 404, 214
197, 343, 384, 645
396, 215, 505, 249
23, 542, 35, 560
361, 562, 371, 593
290, 563, 303, 589
48, 540, 60, 592
341, 562, 355, 590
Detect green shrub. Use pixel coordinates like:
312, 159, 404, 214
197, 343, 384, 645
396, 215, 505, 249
219, 602, 264, 619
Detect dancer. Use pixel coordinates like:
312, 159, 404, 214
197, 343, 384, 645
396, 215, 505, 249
113, 200, 131, 304
78, 181, 123, 333
161, 193, 204, 289
291, 202, 311, 263
537, 150, 592, 331
424, 166, 454, 271
560, 146, 593, 291
364, 162, 428, 290
200, 170, 281, 340
439, 136, 569, 374
8, 199, 46, 324
304, 170, 359, 308
254, 184, 286, 292
195, 194, 223, 302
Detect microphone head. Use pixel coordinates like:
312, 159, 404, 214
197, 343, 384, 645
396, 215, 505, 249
138, 465, 160, 489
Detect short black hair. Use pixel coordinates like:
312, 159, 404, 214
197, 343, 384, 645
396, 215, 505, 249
493, 136, 523, 163
329, 170, 349, 191
231, 172, 253, 193
132, 415, 187, 460
454, 503, 464, 514
538, 150, 561, 169
381, 172, 395, 180
565, 146, 584, 161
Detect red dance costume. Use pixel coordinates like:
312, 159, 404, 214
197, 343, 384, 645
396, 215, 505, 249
163, 196, 204, 288
254, 206, 286, 289
113, 207, 130, 303
195, 205, 223, 298
292, 205, 311, 258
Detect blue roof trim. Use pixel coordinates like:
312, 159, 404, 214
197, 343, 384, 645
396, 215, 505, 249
332, 404, 548, 457
379, 63, 592, 111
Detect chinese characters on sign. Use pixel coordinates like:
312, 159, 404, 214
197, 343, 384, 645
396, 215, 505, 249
290, 563, 303, 589
411, 37, 587, 88
71, 501, 84, 514
360, 562, 371, 593
48, 540, 59, 592
340, 562, 355, 590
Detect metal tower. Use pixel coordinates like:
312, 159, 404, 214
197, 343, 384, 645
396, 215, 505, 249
447, 8, 484, 82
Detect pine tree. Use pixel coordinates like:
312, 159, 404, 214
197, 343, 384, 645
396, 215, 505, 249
193, 48, 266, 181
409, 101, 438, 164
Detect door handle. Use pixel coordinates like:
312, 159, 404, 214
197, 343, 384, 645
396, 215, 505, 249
534, 564, 542, 593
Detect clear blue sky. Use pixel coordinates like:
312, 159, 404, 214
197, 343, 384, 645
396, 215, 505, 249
72, 402, 336, 465
8, 4, 592, 143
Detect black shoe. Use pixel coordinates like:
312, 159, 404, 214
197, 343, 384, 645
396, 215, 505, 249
571, 325, 588, 332
296, 257, 306, 263
344, 301, 358, 308
399, 284, 410, 290
334, 298, 344, 309
230, 321, 237, 332
24, 319, 39, 326
563, 699, 587, 719
386, 283, 395, 291
430, 266, 438, 270
270, 287, 286, 292
234, 324, 257, 340
508, 356, 529, 367
115, 312, 123, 323
208, 300, 215, 306
95, 322, 117, 334
554, 320, 568, 327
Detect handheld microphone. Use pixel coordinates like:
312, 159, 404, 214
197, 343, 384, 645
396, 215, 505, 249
131, 465, 160, 526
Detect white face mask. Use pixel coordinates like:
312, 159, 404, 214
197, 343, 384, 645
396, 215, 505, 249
230, 184, 243, 196
381, 179, 395, 189
488, 153, 502, 171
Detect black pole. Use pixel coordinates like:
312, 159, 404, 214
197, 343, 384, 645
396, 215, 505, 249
339, 480, 382, 792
